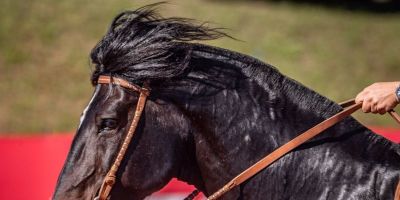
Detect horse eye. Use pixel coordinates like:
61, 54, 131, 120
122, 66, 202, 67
99, 118, 118, 131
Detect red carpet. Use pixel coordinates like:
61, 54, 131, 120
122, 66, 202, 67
0, 128, 398, 200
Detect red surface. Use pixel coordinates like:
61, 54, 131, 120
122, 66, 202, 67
0, 128, 398, 200
0, 134, 72, 200
370, 127, 400, 143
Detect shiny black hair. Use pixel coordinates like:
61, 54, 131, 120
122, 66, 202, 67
90, 2, 228, 84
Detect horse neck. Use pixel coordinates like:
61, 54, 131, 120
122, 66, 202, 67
174, 45, 400, 196
174, 61, 329, 195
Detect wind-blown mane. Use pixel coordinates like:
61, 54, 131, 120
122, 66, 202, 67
90, 3, 399, 156
90, 3, 228, 84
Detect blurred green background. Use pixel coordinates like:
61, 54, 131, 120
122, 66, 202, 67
1, 0, 400, 134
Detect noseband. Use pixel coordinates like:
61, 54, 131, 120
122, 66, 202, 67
95, 75, 150, 200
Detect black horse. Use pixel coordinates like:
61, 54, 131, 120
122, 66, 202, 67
53, 4, 400, 200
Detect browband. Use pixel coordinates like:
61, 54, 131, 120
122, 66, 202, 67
97, 75, 150, 95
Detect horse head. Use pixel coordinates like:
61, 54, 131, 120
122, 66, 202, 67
52, 4, 224, 200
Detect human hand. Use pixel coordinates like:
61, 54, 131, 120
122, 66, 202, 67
355, 82, 400, 114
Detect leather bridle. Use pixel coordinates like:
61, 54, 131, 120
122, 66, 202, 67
93, 75, 400, 200
95, 75, 150, 200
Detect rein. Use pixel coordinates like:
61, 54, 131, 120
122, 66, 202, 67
205, 99, 400, 200
93, 75, 400, 200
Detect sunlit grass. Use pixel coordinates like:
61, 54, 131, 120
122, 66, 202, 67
0, 0, 399, 133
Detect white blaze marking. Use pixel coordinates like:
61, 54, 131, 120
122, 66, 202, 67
78, 86, 100, 130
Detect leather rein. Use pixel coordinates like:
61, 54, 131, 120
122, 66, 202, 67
94, 75, 400, 200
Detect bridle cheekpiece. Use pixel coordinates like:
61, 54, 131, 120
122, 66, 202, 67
94, 75, 150, 200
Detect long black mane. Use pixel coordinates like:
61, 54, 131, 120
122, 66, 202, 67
90, 3, 398, 155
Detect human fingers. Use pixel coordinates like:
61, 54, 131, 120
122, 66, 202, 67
370, 103, 379, 114
355, 90, 366, 104
376, 104, 387, 115
361, 101, 371, 113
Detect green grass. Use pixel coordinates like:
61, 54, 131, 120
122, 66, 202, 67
1, 0, 400, 133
